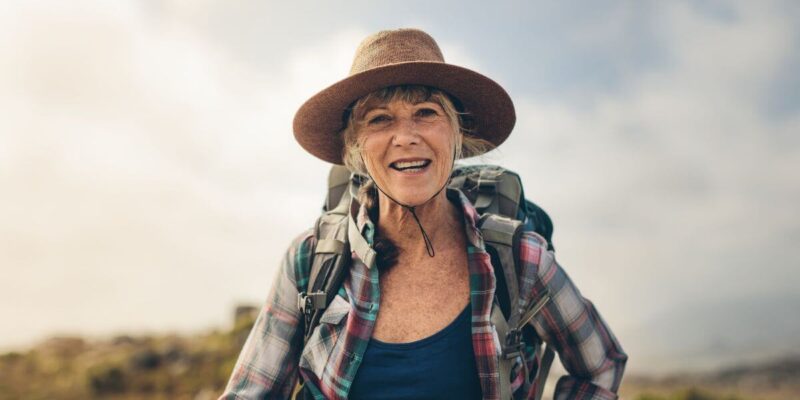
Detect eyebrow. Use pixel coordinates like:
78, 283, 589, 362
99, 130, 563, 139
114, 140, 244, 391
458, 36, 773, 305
368, 100, 438, 111
358, 101, 440, 120
359, 107, 387, 120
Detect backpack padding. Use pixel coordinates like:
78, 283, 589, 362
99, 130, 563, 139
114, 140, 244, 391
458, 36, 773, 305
324, 165, 543, 235
324, 165, 353, 212
480, 214, 522, 318
301, 212, 350, 346
449, 166, 522, 219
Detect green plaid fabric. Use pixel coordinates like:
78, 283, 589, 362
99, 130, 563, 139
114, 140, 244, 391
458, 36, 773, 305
221, 190, 626, 400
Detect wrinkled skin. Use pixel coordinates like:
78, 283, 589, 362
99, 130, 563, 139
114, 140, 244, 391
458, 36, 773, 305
358, 99, 456, 207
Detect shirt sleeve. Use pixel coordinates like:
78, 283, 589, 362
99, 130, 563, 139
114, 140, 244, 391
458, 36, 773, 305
219, 229, 315, 400
519, 231, 628, 400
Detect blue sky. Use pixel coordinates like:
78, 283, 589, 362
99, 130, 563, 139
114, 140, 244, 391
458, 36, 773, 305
1, 0, 798, 374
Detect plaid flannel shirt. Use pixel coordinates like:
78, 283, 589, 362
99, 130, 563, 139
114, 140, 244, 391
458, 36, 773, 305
221, 189, 627, 400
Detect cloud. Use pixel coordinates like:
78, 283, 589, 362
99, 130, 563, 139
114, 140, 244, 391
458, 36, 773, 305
492, 1, 800, 373
0, 0, 365, 350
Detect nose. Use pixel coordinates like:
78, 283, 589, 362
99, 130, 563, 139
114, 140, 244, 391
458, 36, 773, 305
391, 117, 420, 146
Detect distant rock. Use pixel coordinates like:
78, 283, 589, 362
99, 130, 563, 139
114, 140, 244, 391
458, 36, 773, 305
129, 349, 162, 371
40, 336, 86, 358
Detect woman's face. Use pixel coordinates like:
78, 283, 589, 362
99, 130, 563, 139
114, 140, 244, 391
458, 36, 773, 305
357, 98, 456, 206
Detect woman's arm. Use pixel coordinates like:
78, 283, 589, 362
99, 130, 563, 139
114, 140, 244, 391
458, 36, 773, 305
219, 230, 315, 400
519, 231, 627, 400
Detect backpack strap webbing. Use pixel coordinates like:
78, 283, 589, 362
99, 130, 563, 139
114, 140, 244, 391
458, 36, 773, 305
481, 214, 553, 400
300, 164, 354, 346
299, 211, 350, 346
490, 303, 513, 400
480, 214, 522, 316
299, 167, 362, 347
294, 212, 350, 399
534, 345, 555, 400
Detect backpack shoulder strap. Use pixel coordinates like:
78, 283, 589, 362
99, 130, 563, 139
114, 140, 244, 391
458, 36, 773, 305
480, 213, 522, 318
480, 213, 553, 400
324, 164, 368, 213
451, 165, 556, 253
295, 167, 360, 399
301, 165, 369, 347
324, 165, 354, 212
298, 209, 350, 346
480, 213, 521, 400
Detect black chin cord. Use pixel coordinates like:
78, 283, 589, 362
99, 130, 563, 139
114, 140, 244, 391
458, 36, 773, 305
407, 206, 435, 257
370, 181, 442, 257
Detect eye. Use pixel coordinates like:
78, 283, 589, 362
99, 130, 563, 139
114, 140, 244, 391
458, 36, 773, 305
415, 107, 439, 118
367, 114, 391, 125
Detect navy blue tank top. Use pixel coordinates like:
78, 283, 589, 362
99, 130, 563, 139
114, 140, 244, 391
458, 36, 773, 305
348, 304, 482, 400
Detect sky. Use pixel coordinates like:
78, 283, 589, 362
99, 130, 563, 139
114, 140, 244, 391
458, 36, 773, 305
1, 0, 798, 374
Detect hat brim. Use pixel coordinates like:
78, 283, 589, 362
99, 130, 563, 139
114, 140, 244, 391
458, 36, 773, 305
293, 61, 516, 165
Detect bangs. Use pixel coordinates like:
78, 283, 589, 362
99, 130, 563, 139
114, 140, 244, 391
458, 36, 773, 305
341, 84, 473, 173
352, 85, 439, 121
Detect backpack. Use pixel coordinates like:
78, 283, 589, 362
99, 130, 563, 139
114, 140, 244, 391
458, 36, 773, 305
295, 164, 556, 400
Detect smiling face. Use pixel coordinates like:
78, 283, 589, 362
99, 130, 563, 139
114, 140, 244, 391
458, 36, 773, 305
349, 88, 460, 206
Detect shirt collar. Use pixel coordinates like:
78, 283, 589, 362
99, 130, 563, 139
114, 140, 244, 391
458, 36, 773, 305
350, 188, 486, 268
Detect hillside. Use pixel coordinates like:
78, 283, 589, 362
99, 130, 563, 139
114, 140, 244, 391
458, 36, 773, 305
1, 309, 798, 400
0, 308, 257, 400
621, 356, 800, 400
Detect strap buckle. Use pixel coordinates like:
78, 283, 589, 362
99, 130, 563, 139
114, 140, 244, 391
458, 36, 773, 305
502, 328, 524, 359
297, 291, 327, 316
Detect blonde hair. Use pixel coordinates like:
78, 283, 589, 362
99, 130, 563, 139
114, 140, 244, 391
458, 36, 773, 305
340, 85, 494, 175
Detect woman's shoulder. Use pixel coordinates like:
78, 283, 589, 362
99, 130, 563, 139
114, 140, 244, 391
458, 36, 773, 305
516, 229, 556, 274
287, 227, 317, 262
288, 227, 317, 252
278, 228, 317, 288
518, 229, 549, 250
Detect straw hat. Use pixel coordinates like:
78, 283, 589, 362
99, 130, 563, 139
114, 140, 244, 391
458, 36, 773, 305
293, 28, 516, 165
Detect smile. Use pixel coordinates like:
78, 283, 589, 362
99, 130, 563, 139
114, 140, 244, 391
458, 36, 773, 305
389, 159, 431, 173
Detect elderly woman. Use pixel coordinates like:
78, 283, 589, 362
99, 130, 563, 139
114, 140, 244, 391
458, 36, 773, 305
221, 29, 626, 400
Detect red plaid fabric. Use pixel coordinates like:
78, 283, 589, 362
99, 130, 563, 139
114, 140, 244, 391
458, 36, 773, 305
221, 190, 626, 399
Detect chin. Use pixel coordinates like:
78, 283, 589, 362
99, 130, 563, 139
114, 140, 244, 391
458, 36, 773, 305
386, 186, 439, 207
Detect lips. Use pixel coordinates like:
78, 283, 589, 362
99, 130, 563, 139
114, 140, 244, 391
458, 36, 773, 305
389, 159, 431, 172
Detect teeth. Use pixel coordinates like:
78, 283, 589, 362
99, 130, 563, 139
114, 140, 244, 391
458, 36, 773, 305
393, 160, 428, 170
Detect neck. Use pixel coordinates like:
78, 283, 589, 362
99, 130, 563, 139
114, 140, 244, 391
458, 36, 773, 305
375, 189, 460, 258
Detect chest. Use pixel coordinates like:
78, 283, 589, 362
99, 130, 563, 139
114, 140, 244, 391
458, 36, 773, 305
371, 248, 471, 343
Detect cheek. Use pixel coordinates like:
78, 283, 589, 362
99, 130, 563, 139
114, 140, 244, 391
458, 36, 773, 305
360, 138, 385, 175
436, 130, 457, 162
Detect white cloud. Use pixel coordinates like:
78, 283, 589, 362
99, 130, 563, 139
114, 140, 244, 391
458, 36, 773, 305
495, 1, 799, 373
0, 0, 365, 350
